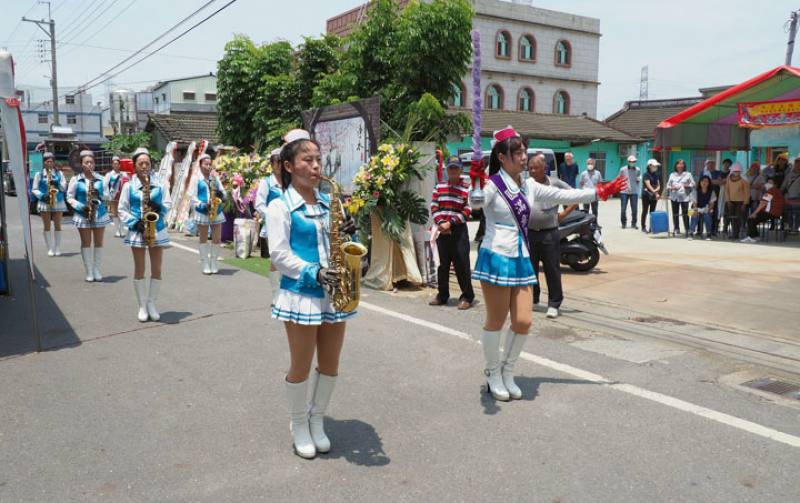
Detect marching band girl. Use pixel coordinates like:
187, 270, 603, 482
118, 148, 172, 322
266, 129, 352, 459
473, 127, 626, 401
31, 152, 66, 256
255, 147, 283, 291
67, 150, 111, 282
103, 155, 128, 237
193, 153, 227, 275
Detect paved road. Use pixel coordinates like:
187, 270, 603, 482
2, 197, 799, 502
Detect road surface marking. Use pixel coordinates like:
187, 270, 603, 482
168, 239, 800, 449
360, 301, 800, 449
170, 242, 200, 255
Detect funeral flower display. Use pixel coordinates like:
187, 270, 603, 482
345, 143, 430, 242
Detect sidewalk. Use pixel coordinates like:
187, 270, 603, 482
464, 199, 799, 340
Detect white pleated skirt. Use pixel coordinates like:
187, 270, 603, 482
271, 288, 356, 326
37, 200, 67, 213
193, 211, 226, 225
124, 228, 171, 248
72, 213, 112, 228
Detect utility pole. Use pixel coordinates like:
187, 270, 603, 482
787, 10, 800, 66
22, 2, 59, 126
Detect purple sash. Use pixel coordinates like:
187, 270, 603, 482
489, 173, 530, 252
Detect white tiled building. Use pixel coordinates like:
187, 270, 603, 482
326, 0, 601, 117
453, 0, 600, 117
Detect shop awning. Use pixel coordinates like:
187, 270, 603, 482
655, 65, 800, 151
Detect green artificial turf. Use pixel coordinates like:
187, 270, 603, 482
224, 256, 271, 277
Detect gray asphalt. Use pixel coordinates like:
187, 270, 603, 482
1, 196, 799, 503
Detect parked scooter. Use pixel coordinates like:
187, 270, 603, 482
559, 209, 607, 272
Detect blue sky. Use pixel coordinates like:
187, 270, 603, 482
1, 0, 796, 118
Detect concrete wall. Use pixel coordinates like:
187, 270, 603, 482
153, 76, 217, 114
467, 0, 601, 117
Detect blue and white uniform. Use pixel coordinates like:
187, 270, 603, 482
472, 169, 597, 287
67, 173, 112, 228
255, 174, 282, 238
118, 176, 172, 248
31, 169, 67, 213
266, 185, 355, 325
192, 175, 227, 225
103, 169, 125, 202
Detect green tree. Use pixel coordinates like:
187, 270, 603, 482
102, 132, 160, 161
312, 0, 473, 134
217, 35, 262, 149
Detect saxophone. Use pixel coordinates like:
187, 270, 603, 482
47, 166, 58, 208
322, 176, 367, 313
207, 176, 222, 221
86, 175, 99, 223
142, 173, 159, 247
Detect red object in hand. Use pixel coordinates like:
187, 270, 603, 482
596, 175, 628, 201
469, 159, 487, 190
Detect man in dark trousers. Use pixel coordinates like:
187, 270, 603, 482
558, 151, 579, 188
528, 153, 575, 319
429, 156, 474, 310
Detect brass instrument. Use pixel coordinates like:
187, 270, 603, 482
322, 176, 367, 313
86, 175, 100, 223
141, 173, 159, 247
207, 176, 222, 221
46, 166, 58, 208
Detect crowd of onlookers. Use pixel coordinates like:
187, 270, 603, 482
574, 152, 800, 243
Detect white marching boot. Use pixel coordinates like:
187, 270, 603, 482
80, 248, 94, 282
501, 330, 528, 400
309, 369, 337, 453
133, 279, 149, 322
481, 329, 510, 401
92, 247, 103, 282
43, 231, 54, 256
115, 218, 124, 237
53, 230, 62, 256
147, 278, 161, 322
209, 244, 220, 274
285, 379, 316, 459
199, 244, 212, 275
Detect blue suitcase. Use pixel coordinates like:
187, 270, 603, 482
650, 209, 669, 234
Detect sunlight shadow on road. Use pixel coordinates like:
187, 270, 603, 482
480, 385, 502, 415
158, 311, 194, 324
515, 376, 602, 401
321, 418, 390, 467
98, 275, 126, 284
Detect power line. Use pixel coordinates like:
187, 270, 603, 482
59, 41, 218, 62
66, 0, 137, 49
76, 0, 220, 92
75, 0, 237, 93
56, 0, 104, 41
2, 0, 39, 47
59, 0, 124, 47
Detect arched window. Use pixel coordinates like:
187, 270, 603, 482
519, 35, 536, 62
518, 88, 533, 112
554, 90, 570, 115
555, 40, 571, 67
448, 82, 465, 108
496, 31, 511, 58
487, 85, 503, 110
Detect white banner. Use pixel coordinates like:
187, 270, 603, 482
0, 50, 34, 278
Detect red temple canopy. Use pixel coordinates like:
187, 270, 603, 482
655, 65, 800, 151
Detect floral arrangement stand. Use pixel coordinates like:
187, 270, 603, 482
346, 143, 431, 291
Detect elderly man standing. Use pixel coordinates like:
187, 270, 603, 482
528, 153, 575, 318
558, 152, 579, 188
619, 155, 641, 229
